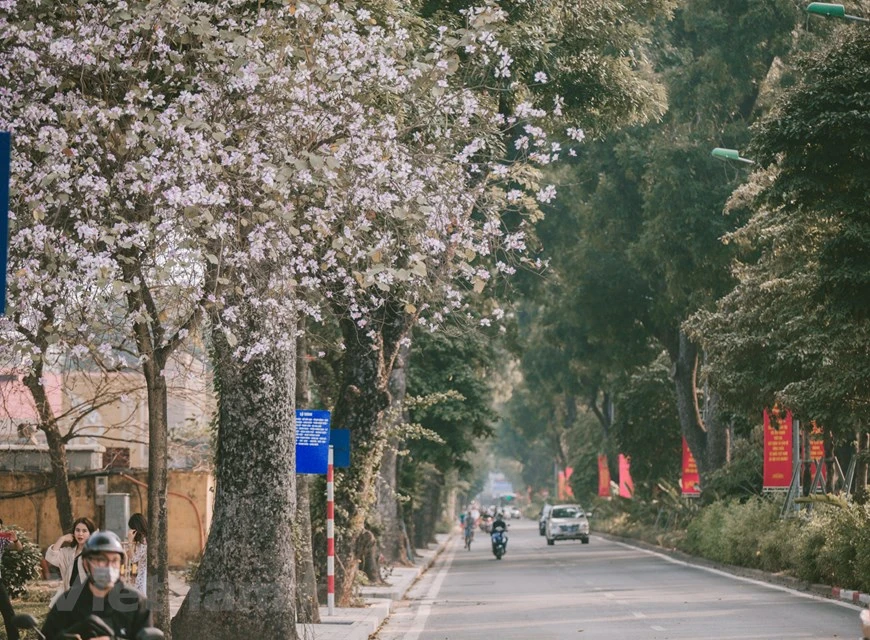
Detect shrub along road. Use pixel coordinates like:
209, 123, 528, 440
376, 520, 860, 639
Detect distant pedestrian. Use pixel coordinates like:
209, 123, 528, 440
0, 516, 24, 640
45, 516, 95, 606
126, 513, 148, 595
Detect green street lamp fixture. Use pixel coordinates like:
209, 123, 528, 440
711, 147, 755, 164
806, 2, 869, 22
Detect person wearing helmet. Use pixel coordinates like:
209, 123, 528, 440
41, 530, 153, 640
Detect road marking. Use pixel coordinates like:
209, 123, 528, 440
633, 612, 647, 619
609, 538, 864, 612
401, 537, 459, 640
651, 625, 666, 631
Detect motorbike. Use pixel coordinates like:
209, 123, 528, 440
490, 526, 508, 560
860, 607, 869, 640
14, 613, 165, 640
479, 515, 493, 533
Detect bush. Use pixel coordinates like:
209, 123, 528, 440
1, 527, 42, 599
793, 502, 870, 592
702, 431, 763, 503
682, 496, 794, 571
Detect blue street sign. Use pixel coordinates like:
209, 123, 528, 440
0, 132, 10, 316
330, 429, 350, 468
295, 409, 331, 474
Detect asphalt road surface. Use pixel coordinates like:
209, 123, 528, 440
376, 520, 861, 640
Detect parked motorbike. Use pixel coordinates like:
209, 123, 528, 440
491, 527, 508, 560
860, 607, 869, 640
13, 613, 165, 640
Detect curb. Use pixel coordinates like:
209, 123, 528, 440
596, 531, 868, 609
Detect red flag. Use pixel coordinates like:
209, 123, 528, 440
618, 454, 633, 498
597, 455, 611, 497
564, 466, 574, 497
681, 437, 700, 497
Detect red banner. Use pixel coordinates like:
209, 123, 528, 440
598, 455, 611, 497
807, 422, 826, 481
681, 437, 700, 497
564, 466, 574, 498
618, 454, 633, 498
763, 408, 793, 490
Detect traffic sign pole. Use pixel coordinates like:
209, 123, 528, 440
327, 444, 335, 616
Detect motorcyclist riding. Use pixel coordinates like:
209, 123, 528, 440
41, 531, 153, 640
490, 513, 508, 559
491, 513, 507, 534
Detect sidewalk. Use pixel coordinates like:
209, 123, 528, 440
168, 532, 453, 640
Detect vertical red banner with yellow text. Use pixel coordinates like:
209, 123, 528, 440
618, 454, 633, 498
598, 455, 611, 497
763, 408, 793, 490
808, 422, 826, 481
681, 437, 700, 497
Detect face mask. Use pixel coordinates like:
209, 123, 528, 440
90, 565, 120, 590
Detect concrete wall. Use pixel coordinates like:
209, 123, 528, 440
0, 470, 213, 568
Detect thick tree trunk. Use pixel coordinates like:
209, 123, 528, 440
172, 310, 297, 640
332, 306, 408, 606
672, 329, 727, 487
332, 321, 388, 606
24, 368, 74, 533
376, 341, 411, 566
142, 359, 171, 636
294, 332, 320, 624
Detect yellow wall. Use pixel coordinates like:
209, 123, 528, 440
0, 470, 213, 568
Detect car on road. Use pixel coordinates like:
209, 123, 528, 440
538, 504, 552, 536
507, 506, 522, 519
545, 504, 590, 545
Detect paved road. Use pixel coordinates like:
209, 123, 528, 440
376, 520, 861, 640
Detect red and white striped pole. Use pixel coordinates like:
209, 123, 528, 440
327, 444, 335, 616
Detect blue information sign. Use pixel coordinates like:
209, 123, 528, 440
330, 429, 350, 469
0, 132, 10, 316
295, 409, 332, 474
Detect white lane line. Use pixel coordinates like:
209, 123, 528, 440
633, 612, 647, 619
650, 625, 666, 631
609, 538, 865, 612
402, 538, 459, 640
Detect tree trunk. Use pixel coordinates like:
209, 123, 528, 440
294, 475, 320, 622
23, 367, 74, 533
672, 329, 727, 487
854, 432, 868, 503
332, 306, 408, 606
376, 341, 411, 566
172, 309, 297, 640
294, 331, 320, 624
142, 358, 171, 636
412, 470, 442, 548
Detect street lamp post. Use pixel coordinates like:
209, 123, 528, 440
806, 2, 869, 22
711, 147, 755, 164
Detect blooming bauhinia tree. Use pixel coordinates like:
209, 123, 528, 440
3, 0, 578, 636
